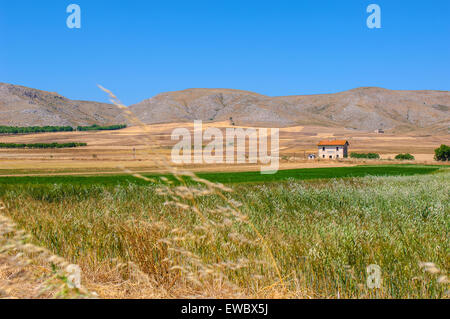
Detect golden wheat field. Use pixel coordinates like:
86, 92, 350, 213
1, 169, 449, 299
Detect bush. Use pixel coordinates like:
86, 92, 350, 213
434, 144, 450, 161
350, 152, 380, 159
395, 153, 415, 160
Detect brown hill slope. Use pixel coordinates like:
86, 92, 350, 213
0, 82, 126, 127
130, 87, 450, 132
1, 82, 449, 132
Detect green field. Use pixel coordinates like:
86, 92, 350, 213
0, 165, 442, 185
0, 164, 448, 298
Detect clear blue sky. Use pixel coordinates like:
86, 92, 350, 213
0, 0, 449, 105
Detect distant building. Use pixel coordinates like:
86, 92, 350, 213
308, 154, 316, 160
375, 129, 385, 134
318, 140, 349, 159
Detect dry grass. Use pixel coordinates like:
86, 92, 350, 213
0, 172, 448, 298
0, 202, 95, 298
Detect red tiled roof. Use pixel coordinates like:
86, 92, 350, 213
318, 140, 349, 146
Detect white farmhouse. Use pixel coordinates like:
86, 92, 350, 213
318, 140, 349, 159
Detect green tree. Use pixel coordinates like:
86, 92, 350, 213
434, 144, 450, 161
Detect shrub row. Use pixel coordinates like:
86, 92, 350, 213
0, 124, 127, 134
0, 126, 74, 134
0, 142, 87, 149
395, 153, 415, 160
76, 124, 127, 131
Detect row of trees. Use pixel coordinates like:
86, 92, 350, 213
0, 142, 87, 149
0, 126, 74, 134
76, 124, 127, 131
0, 124, 127, 134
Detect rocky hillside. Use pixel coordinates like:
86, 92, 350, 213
130, 87, 450, 132
1, 82, 449, 132
0, 82, 126, 127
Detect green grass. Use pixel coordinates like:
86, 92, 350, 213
197, 165, 440, 184
0, 165, 443, 186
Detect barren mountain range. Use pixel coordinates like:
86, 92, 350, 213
1, 82, 449, 133
0, 82, 126, 127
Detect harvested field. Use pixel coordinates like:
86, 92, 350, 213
0, 123, 448, 175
